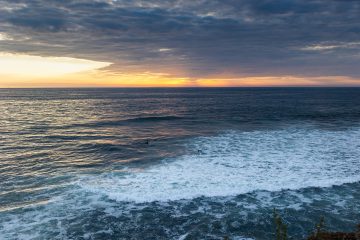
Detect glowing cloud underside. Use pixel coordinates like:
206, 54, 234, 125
0, 53, 112, 77
0, 53, 358, 88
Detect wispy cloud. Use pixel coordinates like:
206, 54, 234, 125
0, 32, 13, 41
301, 42, 360, 51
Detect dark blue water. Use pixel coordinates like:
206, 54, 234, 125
0, 88, 360, 239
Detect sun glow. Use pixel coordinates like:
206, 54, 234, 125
0, 53, 112, 78
0, 52, 359, 87
195, 76, 360, 87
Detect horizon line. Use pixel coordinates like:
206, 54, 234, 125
1, 85, 360, 89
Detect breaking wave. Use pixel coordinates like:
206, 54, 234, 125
79, 126, 360, 203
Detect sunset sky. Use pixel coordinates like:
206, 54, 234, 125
0, 0, 360, 87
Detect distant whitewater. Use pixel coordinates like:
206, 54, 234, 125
0, 88, 360, 239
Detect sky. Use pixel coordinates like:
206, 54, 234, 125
0, 0, 360, 87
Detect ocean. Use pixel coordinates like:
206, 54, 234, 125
0, 88, 359, 239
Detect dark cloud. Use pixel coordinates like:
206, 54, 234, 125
0, 0, 359, 78
7, 7, 66, 31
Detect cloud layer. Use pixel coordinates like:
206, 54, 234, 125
0, 0, 360, 82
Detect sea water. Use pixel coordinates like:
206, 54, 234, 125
0, 88, 359, 239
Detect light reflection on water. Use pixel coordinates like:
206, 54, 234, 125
0, 88, 360, 239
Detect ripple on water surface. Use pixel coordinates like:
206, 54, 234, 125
1, 126, 360, 239
80, 126, 360, 202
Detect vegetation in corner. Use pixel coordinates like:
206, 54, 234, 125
273, 209, 288, 240
307, 220, 360, 240
222, 211, 359, 240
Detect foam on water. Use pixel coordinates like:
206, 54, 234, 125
2, 125, 360, 239
79, 125, 360, 203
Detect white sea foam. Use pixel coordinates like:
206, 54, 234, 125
79, 126, 360, 203
3, 126, 359, 239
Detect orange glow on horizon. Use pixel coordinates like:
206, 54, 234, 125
2, 73, 360, 88
0, 53, 359, 88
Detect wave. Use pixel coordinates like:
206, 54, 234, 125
126, 115, 184, 122
62, 115, 185, 129
3, 123, 360, 239
79, 126, 360, 203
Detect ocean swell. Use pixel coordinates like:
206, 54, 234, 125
79, 126, 360, 203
